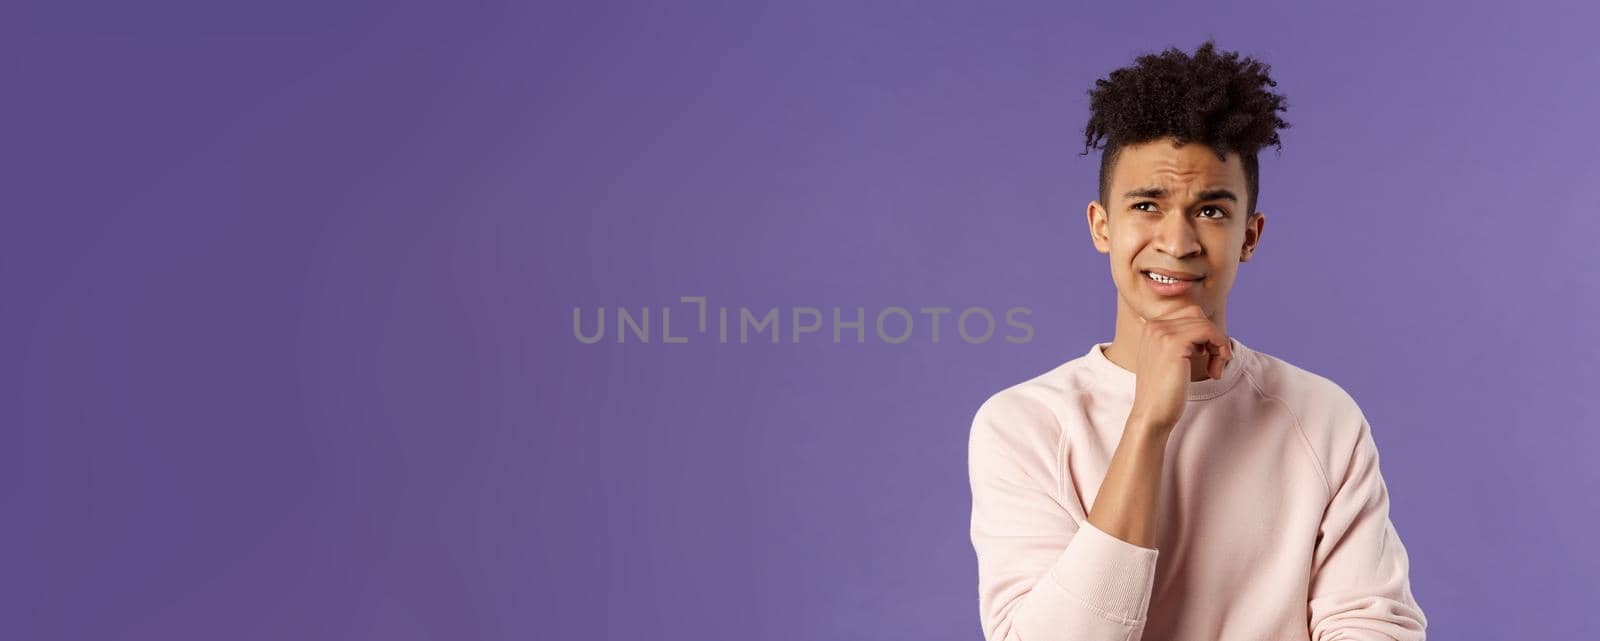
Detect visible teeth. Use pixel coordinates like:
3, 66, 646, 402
1146, 272, 1181, 284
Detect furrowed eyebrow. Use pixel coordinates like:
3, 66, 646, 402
1122, 186, 1239, 204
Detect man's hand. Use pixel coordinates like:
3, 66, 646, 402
1129, 304, 1232, 433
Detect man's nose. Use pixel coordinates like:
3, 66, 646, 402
1155, 211, 1202, 258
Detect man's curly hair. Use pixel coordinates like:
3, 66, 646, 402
1081, 39, 1291, 217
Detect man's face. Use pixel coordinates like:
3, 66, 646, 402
1087, 137, 1265, 324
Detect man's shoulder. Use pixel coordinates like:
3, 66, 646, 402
1243, 346, 1360, 411
1241, 345, 1372, 460
965, 355, 1094, 470
969, 352, 1099, 438
980, 350, 1100, 407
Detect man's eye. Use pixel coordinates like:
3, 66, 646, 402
1199, 206, 1227, 219
1133, 202, 1158, 212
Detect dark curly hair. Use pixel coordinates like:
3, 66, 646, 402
1081, 39, 1290, 217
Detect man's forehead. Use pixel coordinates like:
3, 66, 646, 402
1114, 143, 1244, 195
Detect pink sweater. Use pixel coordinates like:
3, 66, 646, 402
968, 336, 1426, 640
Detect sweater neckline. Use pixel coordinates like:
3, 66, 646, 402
1084, 335, 1253, 401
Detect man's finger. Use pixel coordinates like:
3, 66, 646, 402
1165, 319, 1231, 375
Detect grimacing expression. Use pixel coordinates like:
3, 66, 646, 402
1088, 137, 1265, 323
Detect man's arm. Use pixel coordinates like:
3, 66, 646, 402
1306, 415, 1428, 640
1087, 414, 1171, 548
969, 306, 1229, 640
969, 398, 1164, 641
1092, 304, 1231, 548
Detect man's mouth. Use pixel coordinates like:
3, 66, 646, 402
1141, 269, 1204, 284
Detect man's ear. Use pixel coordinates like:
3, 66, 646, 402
1088, 201, 1111, 254
1240, 211, 1265, 261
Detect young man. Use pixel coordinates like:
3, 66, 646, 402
967, 41, 1427, 640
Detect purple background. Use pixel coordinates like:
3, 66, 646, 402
5, 2, 1597, 639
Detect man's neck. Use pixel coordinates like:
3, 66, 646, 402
1103, 295, 1229, 383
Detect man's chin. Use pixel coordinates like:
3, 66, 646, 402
1117, 289, 1215, 321
1138, 299, 1214, 321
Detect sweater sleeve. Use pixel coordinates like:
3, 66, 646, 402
968, 395, 1160, 641
1306, 415, 1428, 641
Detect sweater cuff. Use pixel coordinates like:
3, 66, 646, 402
1048, 519, 1161, 623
